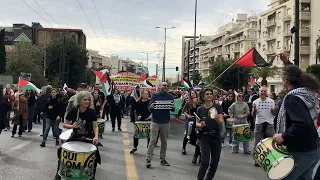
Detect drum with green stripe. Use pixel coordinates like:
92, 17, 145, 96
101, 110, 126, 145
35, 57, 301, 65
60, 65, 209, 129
232, 124, 252, 142
253, 138, 295, 180
134, 121, 151, 139
58, 142, 97, 180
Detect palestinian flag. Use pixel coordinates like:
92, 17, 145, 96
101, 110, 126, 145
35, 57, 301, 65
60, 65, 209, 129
235, 48, 269, 67
140, 74, 153, 88
92, 69, 111, 96
198, 80, 209, 85
233, 90, 238, 97
181, 78, 192, 89
18, 77, 40, 94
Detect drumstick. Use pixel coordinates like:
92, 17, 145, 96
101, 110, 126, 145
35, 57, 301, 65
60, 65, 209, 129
193, 112, 202, 121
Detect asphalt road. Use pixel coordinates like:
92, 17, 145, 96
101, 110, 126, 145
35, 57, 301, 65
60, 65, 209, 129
0, 117, 269, 180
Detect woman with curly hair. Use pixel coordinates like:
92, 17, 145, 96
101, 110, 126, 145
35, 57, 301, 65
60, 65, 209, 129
54, 91, 101, 180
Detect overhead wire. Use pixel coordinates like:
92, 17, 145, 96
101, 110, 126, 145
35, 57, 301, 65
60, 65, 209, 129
91, 0, 113, 54
31, 0, 62, 28
21, 0, 56, 27
76, 0, 108, 55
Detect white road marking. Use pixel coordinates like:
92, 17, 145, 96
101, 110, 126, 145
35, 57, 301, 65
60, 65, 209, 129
10, 141, 31, 151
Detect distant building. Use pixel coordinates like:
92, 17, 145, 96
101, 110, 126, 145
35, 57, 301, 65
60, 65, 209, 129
35, 27, 86, 48
1, 22, 42, 45
87, 49, 105, 69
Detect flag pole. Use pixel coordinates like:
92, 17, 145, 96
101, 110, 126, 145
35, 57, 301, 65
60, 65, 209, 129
207, 60, 238, 87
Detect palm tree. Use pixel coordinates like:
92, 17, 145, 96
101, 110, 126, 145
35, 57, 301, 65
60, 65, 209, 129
250, 66, 279, 86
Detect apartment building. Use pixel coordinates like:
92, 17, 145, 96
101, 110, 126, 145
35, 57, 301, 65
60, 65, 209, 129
181, 36, 200, 80
87, 49, 105, 69
255, 0, 319, 93
197, 14, 257, 78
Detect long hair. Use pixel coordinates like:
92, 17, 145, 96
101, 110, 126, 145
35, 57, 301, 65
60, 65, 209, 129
283, 65, 320, 93
137, 89, 151, 102
188, 89, 198, 104
73, 91, 94, 109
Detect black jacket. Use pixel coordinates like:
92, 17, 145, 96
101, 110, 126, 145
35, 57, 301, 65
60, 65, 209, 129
282, 95, 320, 152
46, 97, 63, 120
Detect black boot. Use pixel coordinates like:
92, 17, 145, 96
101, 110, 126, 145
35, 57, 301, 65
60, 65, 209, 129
198, 155, 202, 164
192, 154, 198, 164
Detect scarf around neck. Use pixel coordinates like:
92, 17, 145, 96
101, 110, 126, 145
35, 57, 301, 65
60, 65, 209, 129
276, 87, 319, 133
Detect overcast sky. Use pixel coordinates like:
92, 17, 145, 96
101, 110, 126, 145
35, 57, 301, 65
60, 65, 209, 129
1, 0, 269, 77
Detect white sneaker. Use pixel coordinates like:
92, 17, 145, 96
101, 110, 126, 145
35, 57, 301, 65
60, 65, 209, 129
184, 131, 186, 135
222, 143, 225, 147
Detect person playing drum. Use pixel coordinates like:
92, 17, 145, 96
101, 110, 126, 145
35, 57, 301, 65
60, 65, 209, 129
54, 91, 101, 180
228, 92, 251, 154
273, 64, 320, 180
130, 90, 152, 154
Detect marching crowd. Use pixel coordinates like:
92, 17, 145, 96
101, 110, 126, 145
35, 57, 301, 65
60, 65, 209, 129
0, 55, 320, 180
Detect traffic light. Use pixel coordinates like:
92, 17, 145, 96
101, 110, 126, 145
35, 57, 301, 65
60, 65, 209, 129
176, 66, 179, 71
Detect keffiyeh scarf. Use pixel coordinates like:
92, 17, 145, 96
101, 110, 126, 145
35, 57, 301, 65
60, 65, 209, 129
276, 87, 319, 133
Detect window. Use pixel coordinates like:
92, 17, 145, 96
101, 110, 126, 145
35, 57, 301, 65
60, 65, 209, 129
278, 11, 281, 19
287, 8, 291, 15
277, 26, 281, 34
251, 42, 255, 48
277, 41, 281, 48
270, 85, 275, 93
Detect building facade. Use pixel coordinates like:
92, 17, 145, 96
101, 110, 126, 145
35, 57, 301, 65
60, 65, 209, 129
35, 27, 86, 49
255, 0, 319, 93
87, 49, 105, 69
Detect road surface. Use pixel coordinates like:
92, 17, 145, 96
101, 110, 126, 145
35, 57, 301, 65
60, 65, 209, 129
0, 117, 268, 180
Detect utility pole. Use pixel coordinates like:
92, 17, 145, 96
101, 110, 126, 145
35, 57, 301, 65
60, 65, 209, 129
294, 0, 300, 66
192, 0, 198, 82
163, 28, 166, 82
316, 37, 320, 65
156, 64, 158, 76
155, 26, 176, 81
187, 40, 191, 81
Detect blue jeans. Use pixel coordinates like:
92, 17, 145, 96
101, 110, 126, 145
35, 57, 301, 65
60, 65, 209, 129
232, 118, 250, 153
285, 148, 320, 180
43, 118, 58, 142
28, 105, 35, 130
42, 112, 47, 134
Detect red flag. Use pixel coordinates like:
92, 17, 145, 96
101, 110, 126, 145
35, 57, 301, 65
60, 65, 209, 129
235, 48, 269, 67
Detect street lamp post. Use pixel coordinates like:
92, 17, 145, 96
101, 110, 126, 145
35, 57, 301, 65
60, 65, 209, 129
155, 26, 176, 82
142, 52, 149, 72
193, 0, 198, 83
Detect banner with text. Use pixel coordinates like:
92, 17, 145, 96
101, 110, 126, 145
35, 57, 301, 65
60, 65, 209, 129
110, 72, 158, 92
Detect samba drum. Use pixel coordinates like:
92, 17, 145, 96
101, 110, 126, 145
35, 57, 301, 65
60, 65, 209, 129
58, 141, 97, 180
154, 100, 173, 109
97, 119, 105, 135
226, 118, 234, 129
187, 121, 194, 139
59, 129, 73, 144
232, 124, 252, 142
134, 121, 151, 139
253, 138, 295, 180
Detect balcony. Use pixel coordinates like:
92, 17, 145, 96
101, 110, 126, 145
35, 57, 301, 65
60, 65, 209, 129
216, 51, 222, 55
266, 49, 276, 55
300, 28, 310, 37
300, 46, 310, 54
266, 20, 276, 28
231, 48, 240, 53
300, 11, 311, 20
266, 35, 276, 41
283, 31, 291, 37
224, 50, 230, 54
283, 14, 291, 22
301, 0, 311, 2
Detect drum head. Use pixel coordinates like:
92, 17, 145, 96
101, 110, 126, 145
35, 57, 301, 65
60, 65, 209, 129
62, 141, 97, 153
59, 129, 73, 141
97, 119, 105, 123
268, 157, 295, 180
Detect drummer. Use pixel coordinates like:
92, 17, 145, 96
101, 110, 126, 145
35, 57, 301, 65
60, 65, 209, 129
228, 92, 251, 154
55, 91, 100, 180
273, 64, 320, 180
130, 90, 152, 154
